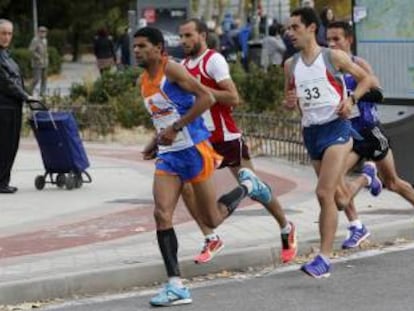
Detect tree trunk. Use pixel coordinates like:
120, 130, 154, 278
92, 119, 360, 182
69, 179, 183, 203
217, 0, 227, 25
203, 0, 212, 21
71, 30, 80, 62
238, 0, 245, 21
191, 0, 199, 17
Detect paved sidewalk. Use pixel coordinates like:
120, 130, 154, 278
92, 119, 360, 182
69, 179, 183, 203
45, 55, 100, 96
0, 138, 413, 305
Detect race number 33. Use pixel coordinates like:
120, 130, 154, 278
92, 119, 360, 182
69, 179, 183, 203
304, 87, 321, 100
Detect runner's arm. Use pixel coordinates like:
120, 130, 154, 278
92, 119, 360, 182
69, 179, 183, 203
141, 134, 158, 160
354, 57, 383, 102
157, 61, 214, 145
331, 50, 377, 118
208, 78, 240, 107
166, 61, 215, 128
205, 53, 239, 106
332, 50, 378, 102
282, 57, 298, 110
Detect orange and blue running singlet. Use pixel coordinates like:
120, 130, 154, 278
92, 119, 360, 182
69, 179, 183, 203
140, 57, 222, 183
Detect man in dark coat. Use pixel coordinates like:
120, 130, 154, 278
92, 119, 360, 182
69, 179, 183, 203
0, 19, 33, 193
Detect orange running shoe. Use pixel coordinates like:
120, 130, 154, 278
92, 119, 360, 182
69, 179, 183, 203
280, 222, 297, 263
194, 238, 224, 264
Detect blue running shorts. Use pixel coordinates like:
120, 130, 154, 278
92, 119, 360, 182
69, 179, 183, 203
155, 141, 222, 183
303, 118, 352, 160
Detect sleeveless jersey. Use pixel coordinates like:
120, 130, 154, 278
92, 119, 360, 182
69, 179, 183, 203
140, 57, 210, 154
182, 49, 241, 143
290, 48, 346, 127
343, 56, 379, 131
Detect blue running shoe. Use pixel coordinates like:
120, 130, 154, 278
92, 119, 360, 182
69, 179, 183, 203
301, 254, 331, 279
362, 162, 382, 196
238, 168, 272, 205
342, 225, 370, 249
149, 284, 192, 307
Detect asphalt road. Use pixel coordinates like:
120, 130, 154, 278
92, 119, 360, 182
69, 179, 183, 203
42, 243, 414, 311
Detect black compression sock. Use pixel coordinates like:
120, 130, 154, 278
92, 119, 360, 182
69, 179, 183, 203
157, 228, 180, 277
218, 185, 248, 217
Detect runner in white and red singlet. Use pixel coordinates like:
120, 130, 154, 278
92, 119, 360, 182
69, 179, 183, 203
178, 18, 297, 265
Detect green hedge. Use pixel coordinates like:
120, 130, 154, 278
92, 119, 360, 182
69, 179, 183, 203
230, 62, 289, 116
69, 67, 152, 129
11, 48, 31, 79
48, 29, 69, 55
11, 46, 62, 79
48, 47, 63, 75
61, 61, 295, 134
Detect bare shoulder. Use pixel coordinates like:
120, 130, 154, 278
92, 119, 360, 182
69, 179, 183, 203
165, 59, 181, 70
354, 56, 374, 74
136, 74, 143, 87
330, 49, 350, 63
283, 57, 293, 73
329, 49, 354, 70
165, 60, 187, 82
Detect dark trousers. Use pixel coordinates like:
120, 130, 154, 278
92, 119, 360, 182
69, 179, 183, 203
0, 107, 22, 187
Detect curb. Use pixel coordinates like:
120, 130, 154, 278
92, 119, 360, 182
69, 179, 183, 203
1, 219, 413, 305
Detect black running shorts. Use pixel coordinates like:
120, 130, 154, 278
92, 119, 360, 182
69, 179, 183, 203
212, 138, 250, 169
352, 124, 390, 161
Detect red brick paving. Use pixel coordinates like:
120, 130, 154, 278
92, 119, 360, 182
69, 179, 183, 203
1, 143, 297, 259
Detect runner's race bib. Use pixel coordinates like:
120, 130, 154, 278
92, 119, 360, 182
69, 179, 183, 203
298, 77, 338, 110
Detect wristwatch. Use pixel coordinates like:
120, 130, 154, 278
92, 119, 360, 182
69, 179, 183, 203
350, 93, 357, 105
172, 121, 183, 132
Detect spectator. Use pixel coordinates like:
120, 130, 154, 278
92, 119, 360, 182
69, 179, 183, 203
238, 18, 253, 70
259, 15, 268, 36
261, 24, 286, 68
220, 21, 240, 62
219, 29, 231, 59
221, 12, 234, 33
115, 27, 131, 69
318, 7, 335, 46
0, 19, 34, 194
301, 0, 315, 8
29, 26, 48, 96
93, 28, 116, 75
206, 20, 220, 51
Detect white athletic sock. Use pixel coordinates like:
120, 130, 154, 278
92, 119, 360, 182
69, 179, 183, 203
350, 219, 363, 229
241, 180, 253, 194
205, 233, 219, 241
281, 222, 291, 234
363, 173, 372, 187
168, 277, 184, 288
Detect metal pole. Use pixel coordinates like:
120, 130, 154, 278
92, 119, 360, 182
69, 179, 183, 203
32, 0, 38, 35
265, 0, 270, 37
351, 0, 357, 55
278, 0, 281, 23
136, 0, 139, 18
263, 0, 271, 72
128, 10, 137, 66
252, 0, 259, 39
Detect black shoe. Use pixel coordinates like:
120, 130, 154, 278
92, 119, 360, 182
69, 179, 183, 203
8, 185, 18, 192
0, 186, 17, 193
